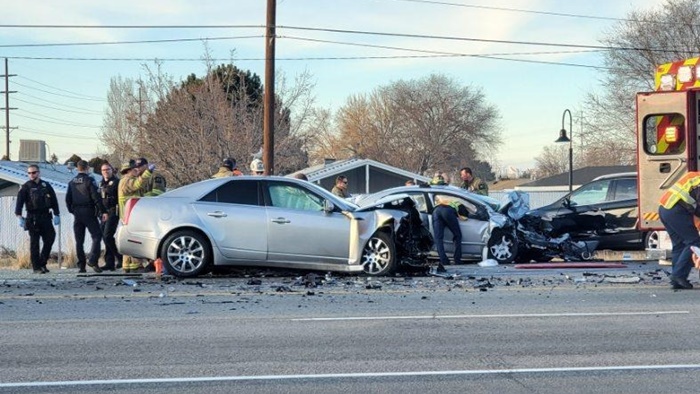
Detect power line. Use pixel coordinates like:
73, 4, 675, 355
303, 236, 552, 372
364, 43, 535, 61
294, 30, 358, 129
0, 24, 263, 29
17, 75, 105, 100
277, 25, 674, 53
18, 108, 101, 126
284, 35, 604, 58
17, 91, 103, 112
12, 81, 106, 101
0, 34, 263, 48
381, 0, 634, 23
15, 127, 99, 140
13, 97, 102, 115
14, 112, 101, 128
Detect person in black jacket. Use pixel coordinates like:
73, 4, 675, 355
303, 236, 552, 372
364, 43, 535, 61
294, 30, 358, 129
15, 164, 60, 274
98, 162, 121, 271
66, 160, 107, 273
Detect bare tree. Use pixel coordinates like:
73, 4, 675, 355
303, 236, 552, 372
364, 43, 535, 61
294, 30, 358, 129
313, 74, 501, 175
100, 76, 141, 164
534, 145, 570, 178
581, 0, 700, 165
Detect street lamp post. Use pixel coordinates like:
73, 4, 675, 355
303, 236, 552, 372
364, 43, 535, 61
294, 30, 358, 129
555, 109, 573, 194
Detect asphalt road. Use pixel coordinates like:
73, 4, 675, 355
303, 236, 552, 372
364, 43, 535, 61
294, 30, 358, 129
1, 262, 699, 393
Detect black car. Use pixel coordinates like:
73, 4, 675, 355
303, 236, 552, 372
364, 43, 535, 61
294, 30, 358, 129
524, 172, 656, 250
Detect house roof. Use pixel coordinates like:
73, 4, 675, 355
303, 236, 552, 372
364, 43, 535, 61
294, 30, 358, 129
489, 178, 532, 191
0, 160, 102, 193
289, 158, 432, 183
520, 165, 636, 188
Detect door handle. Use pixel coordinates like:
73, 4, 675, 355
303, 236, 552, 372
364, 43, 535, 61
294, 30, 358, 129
271, 217, 290, 224
207, 211, 227, 218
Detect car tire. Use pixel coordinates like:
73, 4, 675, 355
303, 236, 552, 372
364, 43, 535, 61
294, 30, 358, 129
361, 232, 396, 276
160, 230, 211, 278
644, 231, 660, 250
488, 229, 518, 264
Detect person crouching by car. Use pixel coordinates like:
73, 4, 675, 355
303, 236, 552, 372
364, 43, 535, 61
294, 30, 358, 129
658, 172, 700, 290
432, 195, 467, 273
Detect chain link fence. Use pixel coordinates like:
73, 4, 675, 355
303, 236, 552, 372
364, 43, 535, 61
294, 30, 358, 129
1, 195, 80, 266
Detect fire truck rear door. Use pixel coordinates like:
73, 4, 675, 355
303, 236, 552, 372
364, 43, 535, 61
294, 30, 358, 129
637, 90, 696, 230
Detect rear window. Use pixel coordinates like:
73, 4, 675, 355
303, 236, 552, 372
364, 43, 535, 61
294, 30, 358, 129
613, 178, 637, 201
200, 180, 259, 205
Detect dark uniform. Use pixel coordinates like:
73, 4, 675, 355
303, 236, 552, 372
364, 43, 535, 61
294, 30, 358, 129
15, 179, 59, 272
432, 197, 463, 272
658, 172, 700, 289
66, 172, 106, 272
99, 173, 121, 270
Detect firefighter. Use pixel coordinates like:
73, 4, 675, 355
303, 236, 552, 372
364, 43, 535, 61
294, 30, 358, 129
432, 195, 465, 273
250, 158, 264, 175
135, 157, 166, 196
658, 172, 700, 290
15, 164, 60, 274
459, 167, 488, 196
212, 157, 243, 178
66, 160, 107, 273
99, 162, 121, 271
118, 161, 154, 273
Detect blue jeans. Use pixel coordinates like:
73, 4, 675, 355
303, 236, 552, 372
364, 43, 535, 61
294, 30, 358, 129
432, 205, 462, 265
658, 204, 700, 280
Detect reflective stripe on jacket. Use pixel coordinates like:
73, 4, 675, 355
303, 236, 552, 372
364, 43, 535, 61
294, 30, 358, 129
659, 172, 700, 209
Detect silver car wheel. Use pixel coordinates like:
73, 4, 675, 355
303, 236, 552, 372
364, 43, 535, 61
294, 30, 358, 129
488, 230, 517, 263
166, 234, 206, 275
645, 231, 660, 250
361, 233, 395, 276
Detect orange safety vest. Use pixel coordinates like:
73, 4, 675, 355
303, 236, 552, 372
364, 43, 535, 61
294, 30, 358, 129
659, 171, 700, 209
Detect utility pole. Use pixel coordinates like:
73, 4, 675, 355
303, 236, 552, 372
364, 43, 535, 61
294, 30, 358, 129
1, 58, 18, 160
263, 0, 276, 175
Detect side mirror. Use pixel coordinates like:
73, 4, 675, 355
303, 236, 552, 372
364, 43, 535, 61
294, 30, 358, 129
323, 199, 336, 213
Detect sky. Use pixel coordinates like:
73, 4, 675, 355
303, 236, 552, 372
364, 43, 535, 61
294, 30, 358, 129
0, 0, 667, 172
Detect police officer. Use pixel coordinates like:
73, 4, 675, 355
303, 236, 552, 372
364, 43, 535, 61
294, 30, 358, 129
658, 172, 700, 290
459, 167, 488, 196
212, 157, 243, 178
66, 160, 106, 273
99, 163, 121, 271
15, 164, 60, 274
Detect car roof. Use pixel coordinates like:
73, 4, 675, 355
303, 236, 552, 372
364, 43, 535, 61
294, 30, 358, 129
591, 172, 637, 181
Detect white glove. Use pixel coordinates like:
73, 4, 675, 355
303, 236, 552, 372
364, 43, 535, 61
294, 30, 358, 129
18, 217, 25, 228
148, 164, 156, 172
53, 215, 60, 226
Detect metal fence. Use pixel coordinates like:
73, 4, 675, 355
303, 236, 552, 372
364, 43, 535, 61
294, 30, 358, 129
1, 195, 81, 263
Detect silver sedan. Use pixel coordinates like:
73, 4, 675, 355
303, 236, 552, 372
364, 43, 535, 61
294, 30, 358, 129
354, 184, 518, 264
116, 176, 425, 277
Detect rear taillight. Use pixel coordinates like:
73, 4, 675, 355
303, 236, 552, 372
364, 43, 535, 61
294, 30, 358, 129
122, 198, 140, 225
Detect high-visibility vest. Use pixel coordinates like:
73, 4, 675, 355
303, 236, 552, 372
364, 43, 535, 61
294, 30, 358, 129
659, 171, 700, 209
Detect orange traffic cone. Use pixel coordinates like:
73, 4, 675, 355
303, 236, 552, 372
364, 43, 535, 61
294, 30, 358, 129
154, 258, 163, 278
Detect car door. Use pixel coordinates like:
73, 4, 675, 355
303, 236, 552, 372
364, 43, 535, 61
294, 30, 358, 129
428, 193, 490, 259
548, 178, 612, 237
264, 180, 351, 265
595, 177, 641, 249
191, 179, 267, 261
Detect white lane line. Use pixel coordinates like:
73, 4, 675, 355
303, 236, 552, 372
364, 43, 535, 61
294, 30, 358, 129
3, 364, 700, 388
291, 310, 689, 321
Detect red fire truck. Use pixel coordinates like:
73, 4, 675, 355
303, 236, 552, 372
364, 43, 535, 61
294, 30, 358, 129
637, 56, 700, 237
